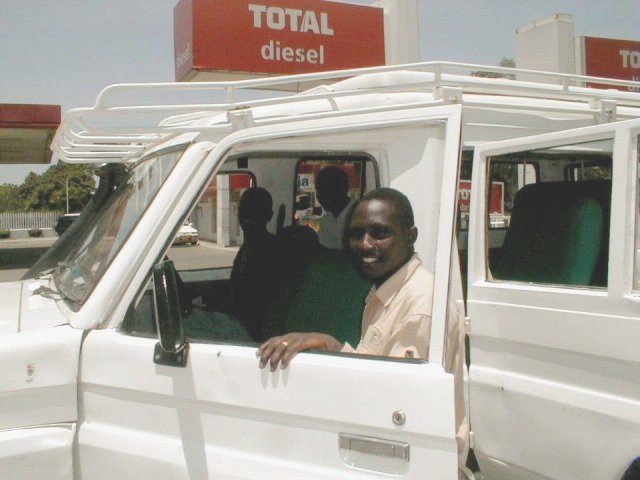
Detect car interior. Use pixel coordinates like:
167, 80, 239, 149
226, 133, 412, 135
121, 140, 614, 354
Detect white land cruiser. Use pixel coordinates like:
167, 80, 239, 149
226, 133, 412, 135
2, 62, 639, 480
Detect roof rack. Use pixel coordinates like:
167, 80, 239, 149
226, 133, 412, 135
52, 61, 640, 164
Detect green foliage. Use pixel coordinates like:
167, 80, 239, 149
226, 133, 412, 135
0, 229, 10, 239
28, 228, 43, 237
18, 163, 96, 212
0, 183, 27, 212
578, 164, 611, 181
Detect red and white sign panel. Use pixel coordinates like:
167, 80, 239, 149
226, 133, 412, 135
458, 180, 504, 215
581, 36, 640, 91
174, 0, 385, 81
174, 0, 194, 81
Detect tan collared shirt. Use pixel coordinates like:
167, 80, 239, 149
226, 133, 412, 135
342, 253, 432, 359
342, 253, 469, 475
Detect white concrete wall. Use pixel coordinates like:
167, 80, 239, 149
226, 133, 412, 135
375, 0, 420, 65
515, 13, 575, 83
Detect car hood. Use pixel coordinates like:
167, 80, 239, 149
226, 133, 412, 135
0, 281, 22, 334
0, 279, 70, 335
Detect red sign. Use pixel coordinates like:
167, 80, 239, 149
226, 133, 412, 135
458, 180, 504, 215
174, 0, 385, 80
0, 104, 60, 129
581, 36, 640, 91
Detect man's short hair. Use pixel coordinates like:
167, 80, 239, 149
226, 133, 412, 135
316, 166, 349, 195
360, 188, 414, 230
239, 187, 273, 223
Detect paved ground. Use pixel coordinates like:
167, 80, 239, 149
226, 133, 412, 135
0, 237, 56, 282
0, 238, 238, 283
169, 241, 238, 270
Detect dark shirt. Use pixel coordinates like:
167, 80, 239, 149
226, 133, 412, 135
229, 230, 280, 341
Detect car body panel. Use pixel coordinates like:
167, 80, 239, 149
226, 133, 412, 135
0, 324, 82, 478
467, 119, 640, 479
74, 106, 465, 479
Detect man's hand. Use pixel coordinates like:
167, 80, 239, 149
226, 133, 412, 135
256, 333, 343, 371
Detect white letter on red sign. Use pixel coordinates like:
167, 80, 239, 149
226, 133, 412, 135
320, 12, 334, 35
267, 7, 285, 30
619, 50, 640, 68
285, 8, 302, 32
248, 4, 266, 28
301, 11, 320, 34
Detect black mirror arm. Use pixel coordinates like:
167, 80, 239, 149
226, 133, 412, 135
152, 259, 189, 367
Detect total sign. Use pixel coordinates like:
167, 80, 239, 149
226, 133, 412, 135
174, 0, 385, 81
579, 36, 640, 91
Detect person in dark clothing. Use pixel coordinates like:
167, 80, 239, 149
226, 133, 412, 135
229, 187, 281, 341
315, 166, 356, 249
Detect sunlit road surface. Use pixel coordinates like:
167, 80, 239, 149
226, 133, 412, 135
168, 241, 238, 270
0, 238, 239, 282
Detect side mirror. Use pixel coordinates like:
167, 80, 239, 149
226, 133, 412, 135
152, 259, 189, 367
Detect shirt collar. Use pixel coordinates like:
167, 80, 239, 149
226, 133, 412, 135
368, 253, 422, 307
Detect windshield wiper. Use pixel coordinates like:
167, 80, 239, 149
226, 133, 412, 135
31, 284, 62, 300
52, 261, 85, 305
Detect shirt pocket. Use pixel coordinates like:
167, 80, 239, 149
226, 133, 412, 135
359, 324, 385, 355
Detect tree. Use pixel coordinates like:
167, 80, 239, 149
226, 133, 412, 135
19, 162, 96, 212
0, 183, 27, 212
471, 58, 516, 79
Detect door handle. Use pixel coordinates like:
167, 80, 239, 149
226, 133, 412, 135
339, 433, 410, 475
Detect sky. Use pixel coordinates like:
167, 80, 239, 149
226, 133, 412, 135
1, 0, 638, 184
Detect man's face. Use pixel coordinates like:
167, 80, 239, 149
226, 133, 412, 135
348, 199, 417, 285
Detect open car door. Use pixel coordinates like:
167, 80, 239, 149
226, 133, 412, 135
467, 119, 640, 479
74, 104, 467, 479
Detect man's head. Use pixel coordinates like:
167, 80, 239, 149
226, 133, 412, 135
347, 188, 418, 286
315, 166, 350, 216
238, 187, 273, 233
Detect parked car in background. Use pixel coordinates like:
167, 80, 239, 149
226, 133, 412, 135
53, 213, 80, 236
173, 221, 199, 245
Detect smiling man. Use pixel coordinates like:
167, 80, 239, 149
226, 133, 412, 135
257, 187, 432, 370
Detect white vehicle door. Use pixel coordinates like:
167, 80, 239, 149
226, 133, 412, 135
467, 118, 640, 479
0, 322, 83, 480
73, 105, 467, 479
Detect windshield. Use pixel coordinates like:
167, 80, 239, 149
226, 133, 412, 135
54, 147, 185, 305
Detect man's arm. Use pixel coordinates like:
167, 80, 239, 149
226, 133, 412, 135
256, 333, 344, 371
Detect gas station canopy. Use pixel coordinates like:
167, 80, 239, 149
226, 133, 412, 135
0, 103, 61, 165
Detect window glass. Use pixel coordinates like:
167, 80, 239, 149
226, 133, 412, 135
294, 157, 368, 230
55, 147, 184, 306
120, 120, 450, 367
565, 161, 612, 181
456, 153, 473, 231
190, 172, 255, 248
122, 153, 378, 347
457, 153, 537, 230
487, 161, 537, 229
487, 139, 613, 288
634, 134, 640, 292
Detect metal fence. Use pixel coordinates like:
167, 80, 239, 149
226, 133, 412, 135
0, 212, 61, 230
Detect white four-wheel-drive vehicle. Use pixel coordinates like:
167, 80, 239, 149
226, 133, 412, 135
2, 62, 639, 479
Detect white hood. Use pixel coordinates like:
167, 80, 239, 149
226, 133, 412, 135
0, 281, 22, 334
0, 279, 70, 335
